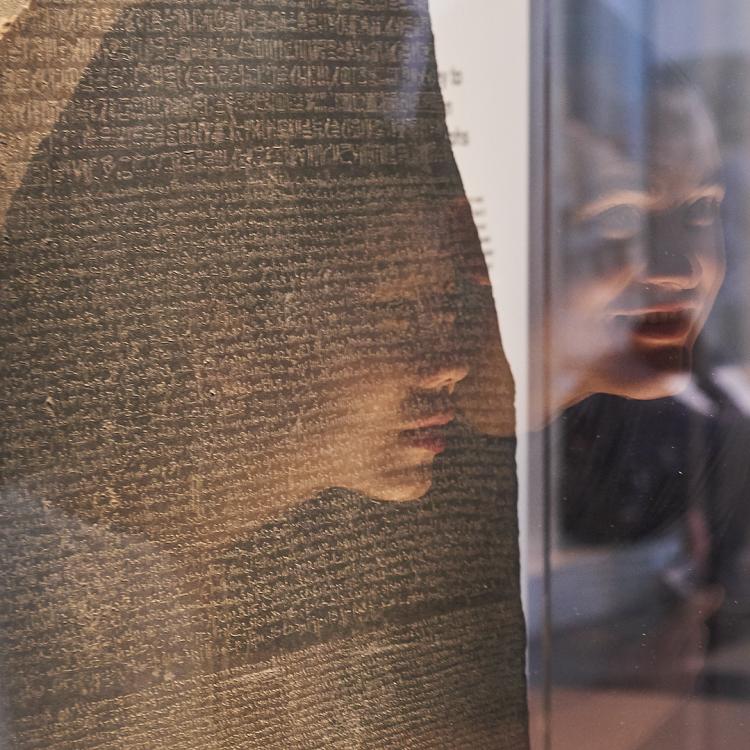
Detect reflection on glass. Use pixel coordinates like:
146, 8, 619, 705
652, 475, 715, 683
540, 49, 725, 421
532, 1, 750, 748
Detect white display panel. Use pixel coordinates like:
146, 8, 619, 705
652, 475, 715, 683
431, 0, 532, 611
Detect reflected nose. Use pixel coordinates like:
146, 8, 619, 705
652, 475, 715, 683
641, 213, 703, 289
418, 360, 470, 394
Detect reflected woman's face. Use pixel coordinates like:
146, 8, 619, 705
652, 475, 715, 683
320, 257, 469, 502
548, 85, 726, 406
290, 202, 475, 503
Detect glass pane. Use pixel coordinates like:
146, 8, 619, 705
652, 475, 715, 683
531, 1, 750, 748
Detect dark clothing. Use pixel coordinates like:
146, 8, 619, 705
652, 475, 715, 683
0, 435, 527, 749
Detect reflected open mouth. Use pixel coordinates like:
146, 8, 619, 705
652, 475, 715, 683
399, 413, 454, 454
613, 307, 697, 344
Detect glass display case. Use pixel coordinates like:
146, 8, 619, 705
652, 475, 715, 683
3, 1, 750, 748
529, 1, 750, 748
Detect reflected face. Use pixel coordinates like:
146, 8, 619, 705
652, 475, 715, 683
202, 198, 489, 519
293, 202, 474, 502
548, 85, 725, 404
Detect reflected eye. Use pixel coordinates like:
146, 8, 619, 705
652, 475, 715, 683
683, 195, 722, 228
589, 204, 645, 241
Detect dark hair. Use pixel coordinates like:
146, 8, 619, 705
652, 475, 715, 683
562, 0, 703, 159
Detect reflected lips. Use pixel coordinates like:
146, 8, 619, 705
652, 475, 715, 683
614, 306, 697, 343
400, 413, 454, 454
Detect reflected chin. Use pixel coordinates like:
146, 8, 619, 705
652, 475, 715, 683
616, 371, 691, 400
366, 463, 434, 503
596, 346, 693, 400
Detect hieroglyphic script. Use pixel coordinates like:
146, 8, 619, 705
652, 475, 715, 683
0, 2, 527, 748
